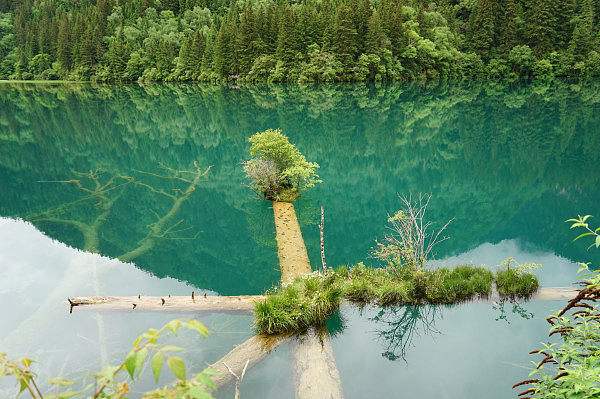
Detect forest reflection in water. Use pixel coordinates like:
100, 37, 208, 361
1, 81, 599, 296
0, 80, 599, 398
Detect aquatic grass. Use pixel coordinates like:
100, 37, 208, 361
375, 280, 415, 305
495, 267, 539, 298
254, 263, 513, 335
254, 274, 344, 335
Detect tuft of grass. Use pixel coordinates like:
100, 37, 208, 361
254, 275, 343, 335
495, 267, 539, 298
254, 263, 509, 335
424, 266, 494, 304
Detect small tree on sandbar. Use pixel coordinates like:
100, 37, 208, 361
243, 129, 320, 202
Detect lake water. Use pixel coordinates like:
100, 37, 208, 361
1, 82, 599, 398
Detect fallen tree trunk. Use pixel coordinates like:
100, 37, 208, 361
272, 201, 312, 283
293, 328, 344, 399
68, 295, 263, 313
530, 287, 580, 301
68, 287, 579, 314
208, 334, 290, 388
486, 287, 580, 302
273, 201, 344, 399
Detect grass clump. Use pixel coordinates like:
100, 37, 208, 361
254, 275, 343, 335
424, 266, 494, 304
254, 263, 497, 335
495, 266, 539, 299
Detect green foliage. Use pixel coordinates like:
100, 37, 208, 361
254, 263, 497, 335
495, 257, 540, 298
516, 217, 600, 398
0, 319, 215, 399
244, 129, 320, 202
0, 0, 598, 82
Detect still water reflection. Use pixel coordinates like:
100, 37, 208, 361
1, 81, 599, 397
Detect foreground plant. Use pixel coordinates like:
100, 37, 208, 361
514, 215, 600, 399
243, 129, 320, 202
0, 319, 215, 399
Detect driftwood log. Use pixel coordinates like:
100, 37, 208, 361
273, 201, 344, 399
68, 287, 581, 313
208, 334, 290, 388
293, 328, 344, 399
493, 287, 580, 302
68, 295, 263, 313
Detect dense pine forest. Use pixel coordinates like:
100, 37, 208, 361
0, 0, 599, 83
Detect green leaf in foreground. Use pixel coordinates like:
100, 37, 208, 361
167, 356, 186, 380
151, 352, 164, 383
124, 351, 137, 379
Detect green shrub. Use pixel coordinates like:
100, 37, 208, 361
533, 59, 554, 81
495, 258, 540, 298
244, 129, 320, 202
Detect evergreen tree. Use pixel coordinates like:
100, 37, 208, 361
570, 0, 595, 61
333, 3, 358, 68
499, 0, 520, 52
275, 6, 296, 63
235, 4, 260, 73
105, 26, 129, 80
353, 0, 372, 55
366, 10, 387, 54
529, 0, 559, 54
378, 0, 405, 57
56, 13, 71, 70
469, 0, 499, 58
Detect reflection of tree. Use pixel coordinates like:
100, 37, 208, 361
370, 305, 441, 361
31, 171, 131, 252
2, 81, 600, 292
492, 298, 534, 324
29, 161, 209, 263
120, 162, 210, 262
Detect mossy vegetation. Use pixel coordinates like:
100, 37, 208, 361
254, 263, 496, 335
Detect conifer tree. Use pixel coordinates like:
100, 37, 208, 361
353, 0, 372, 56
378, 0, 405, 57
235, 4, 260, 73
529, 0, 558, 54
366, 10, 387, 54
470, 0, 499, 58
499, 0, 519, 52
570, 0, 595, 61
275, 6, 296, 63
333, 3, 358, 68
56, 13, 71, 70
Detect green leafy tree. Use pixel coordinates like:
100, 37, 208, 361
244, 129, 320, 202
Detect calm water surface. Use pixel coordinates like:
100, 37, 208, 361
1, 82, 599, 398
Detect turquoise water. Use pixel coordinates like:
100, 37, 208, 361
1, 82, 599, 398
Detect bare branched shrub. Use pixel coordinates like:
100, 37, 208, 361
373, 193, 452, 270
243, 158, 281, 200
